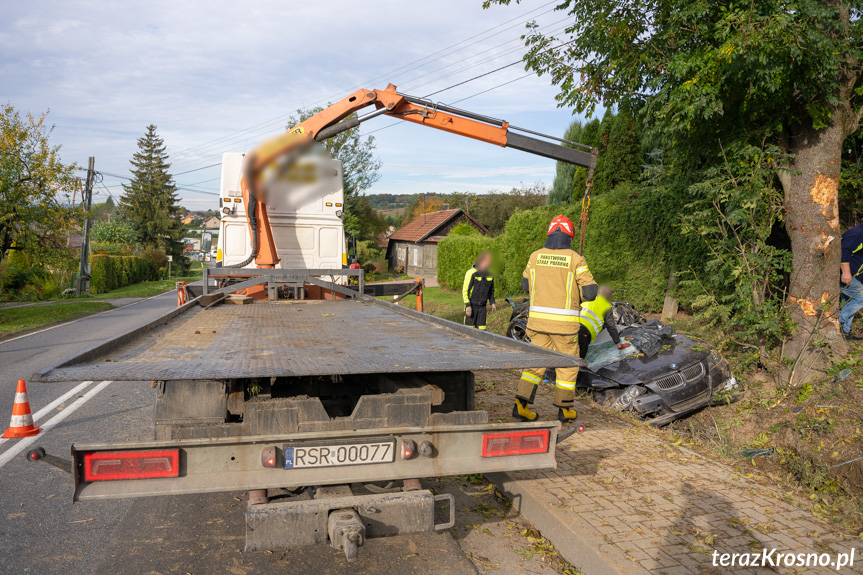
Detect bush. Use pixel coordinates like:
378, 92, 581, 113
356, 240, 384, 265
89, 255, 152, 294
142, 248, 168, 280
436, 234, 499, 291
90, 219, 139, 245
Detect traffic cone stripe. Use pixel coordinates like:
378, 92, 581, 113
9, 414, 34, 427
3, 379, 40, 439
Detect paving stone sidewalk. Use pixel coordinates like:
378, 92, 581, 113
481, 385, 860, 575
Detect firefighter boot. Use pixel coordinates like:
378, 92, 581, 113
512, 399, 538, 422
558, 407, 578, 422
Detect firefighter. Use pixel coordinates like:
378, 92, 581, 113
577, 285, 631, 359
514, 215, 597, 423
463, 251, 496, 330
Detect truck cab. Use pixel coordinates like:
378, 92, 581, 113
217, 151, 347, 271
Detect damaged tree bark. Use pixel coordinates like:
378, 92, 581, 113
781, 117, 848, 360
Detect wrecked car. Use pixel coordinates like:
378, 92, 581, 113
505, 298, 738, 426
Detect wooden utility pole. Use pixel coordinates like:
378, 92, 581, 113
76, 157, 95, 296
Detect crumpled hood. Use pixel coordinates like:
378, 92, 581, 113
585, 331, 712, 386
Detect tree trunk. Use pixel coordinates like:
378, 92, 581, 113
781, 116, 848, 362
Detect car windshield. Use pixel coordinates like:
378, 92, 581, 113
584, 339, 642, 371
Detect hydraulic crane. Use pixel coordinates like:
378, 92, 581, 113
234, 83, 597, 269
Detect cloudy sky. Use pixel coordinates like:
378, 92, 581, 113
2, 0, 591, 210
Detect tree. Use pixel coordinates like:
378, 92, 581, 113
549, 119, 584, 205
120, 125, 186, 266
488, 0, 862, 359
469, 184, 548, 234
0, 105, 79, 263
287, 109, 382, 239
344, 196, 388, 242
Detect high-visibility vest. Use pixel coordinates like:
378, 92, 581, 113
523, 248, 594, 329
579, 296, 613, 342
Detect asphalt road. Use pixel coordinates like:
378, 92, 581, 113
0, 291, 567, 575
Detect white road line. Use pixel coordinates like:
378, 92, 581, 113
0, 380, 112, 470
0, 381, 94, 447
0, 290, 173, 346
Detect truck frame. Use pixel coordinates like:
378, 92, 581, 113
31, 268, 585, 560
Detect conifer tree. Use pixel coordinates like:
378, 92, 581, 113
120, 125, 186, 268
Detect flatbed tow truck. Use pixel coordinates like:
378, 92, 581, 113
28, 85, 597, 561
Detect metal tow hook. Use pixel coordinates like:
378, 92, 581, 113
328, 508, 365, 562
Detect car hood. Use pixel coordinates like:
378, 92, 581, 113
584, 331, 711, 386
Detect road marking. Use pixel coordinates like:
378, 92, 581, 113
0, 380, 112, 470
0, 381, 94, 447
0, 290, 173, 346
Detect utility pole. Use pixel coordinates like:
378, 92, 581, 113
76, 157, 95, 296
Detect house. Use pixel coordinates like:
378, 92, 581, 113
201, 216, 220, 229
386, 208, 489, 277
181, 214, 195, 225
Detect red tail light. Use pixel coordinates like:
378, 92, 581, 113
482, 430, 549, 457
84, 450, 180, 481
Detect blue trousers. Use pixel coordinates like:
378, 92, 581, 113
840, 277, 863, 334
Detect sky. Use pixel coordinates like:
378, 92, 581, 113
1, 0, 593, 210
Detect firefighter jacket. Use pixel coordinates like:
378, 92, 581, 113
462, 266, 495, 308
579, 295, 620, 344
523, 248, 595, 333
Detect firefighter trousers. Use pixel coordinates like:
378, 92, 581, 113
464, 304, 488, 330
516, 329, 580, 408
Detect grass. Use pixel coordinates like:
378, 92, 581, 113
0, 301, 114, 338
91, 268, 203, 299
392, 286, 514, 334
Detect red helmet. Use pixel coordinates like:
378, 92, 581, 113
547, 215, 574, 237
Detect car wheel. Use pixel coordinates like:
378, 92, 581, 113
506, 318, 530, 343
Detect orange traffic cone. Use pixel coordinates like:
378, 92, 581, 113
2, 379, 40, 438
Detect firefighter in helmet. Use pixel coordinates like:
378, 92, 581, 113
514, 215, 598, 422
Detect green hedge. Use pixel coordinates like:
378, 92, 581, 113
436, 235, 499, 291
90, 255, 152, 294
437, 185, 704, 313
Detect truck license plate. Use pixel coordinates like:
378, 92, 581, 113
283, 440, 395, 469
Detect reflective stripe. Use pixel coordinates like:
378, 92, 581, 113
575, 265, 589, 275
520, 372, 541, 384
530, 311, 581, 323
529, 269, 535, 307
478, 326, 487, 330
14, 393, 28, 404
565, 272, 573, 310
530, 305, 580, 316
555, 380, 576, 390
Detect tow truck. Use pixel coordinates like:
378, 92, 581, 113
30, 85, 597, 561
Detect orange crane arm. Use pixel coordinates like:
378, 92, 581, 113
236, 84, 597, 268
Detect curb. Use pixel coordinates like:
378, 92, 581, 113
487, 471, 648, 575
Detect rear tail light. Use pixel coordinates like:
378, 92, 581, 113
84, 449, 179, 481
402, 439, 417, 460
482, 430, 549, 457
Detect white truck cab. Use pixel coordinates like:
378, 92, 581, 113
216, 152, 347, 270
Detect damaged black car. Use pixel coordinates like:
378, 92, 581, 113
505, 298, 739, 426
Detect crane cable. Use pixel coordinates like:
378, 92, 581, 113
578, 148, 599, 254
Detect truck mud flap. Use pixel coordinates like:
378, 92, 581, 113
245, 490, 454, 553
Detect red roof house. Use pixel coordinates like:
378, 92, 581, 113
386, 208, 488, 276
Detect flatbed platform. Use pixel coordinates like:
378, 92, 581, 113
33, 297, 583, 382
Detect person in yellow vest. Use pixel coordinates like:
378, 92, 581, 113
462, 251, 496, 330
514, 215, 597, 423
577, 285, 631, 358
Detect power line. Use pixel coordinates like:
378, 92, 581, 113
166, 1, 561, 166
173, 162, 221, 176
